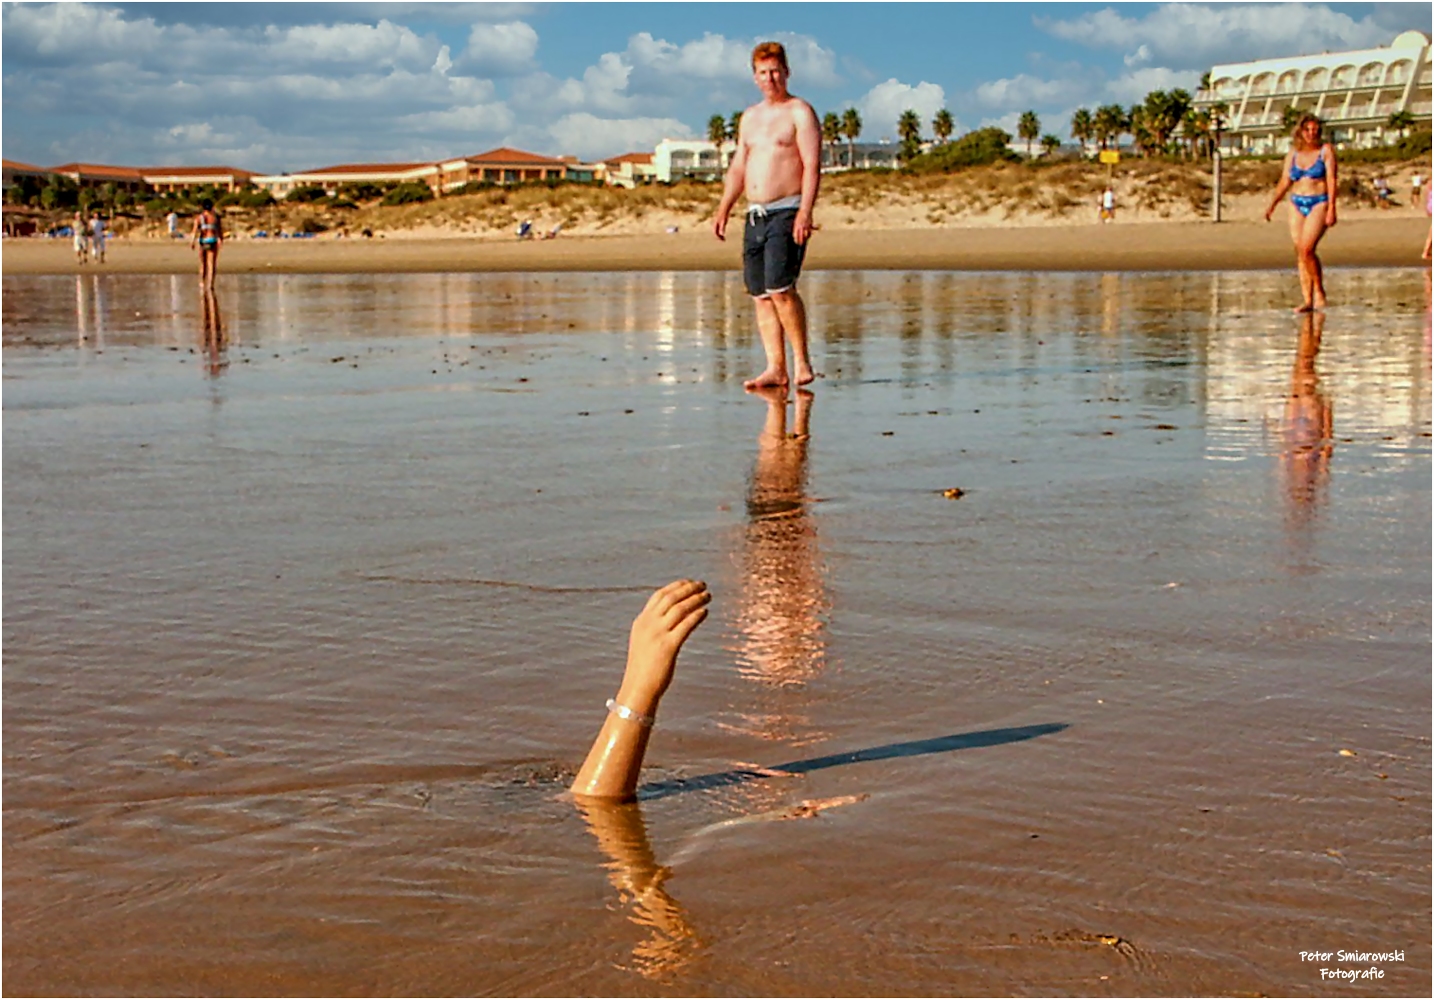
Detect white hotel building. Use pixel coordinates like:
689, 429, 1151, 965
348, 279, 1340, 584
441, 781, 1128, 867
1194, 30, 1431, 154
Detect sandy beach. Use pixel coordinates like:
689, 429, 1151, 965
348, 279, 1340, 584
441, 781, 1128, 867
4, 268, 1429, 996
3, 216, 1429, 275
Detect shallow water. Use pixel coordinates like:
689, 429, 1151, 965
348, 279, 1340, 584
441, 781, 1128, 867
4, 269, 1430, 996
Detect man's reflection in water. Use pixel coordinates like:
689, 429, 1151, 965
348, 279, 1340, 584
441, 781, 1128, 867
200, 288, 228, 377
1280, 312, 1333, 565
725, 387, 831, 748
734, 387, 828, 685
576, 798, 699, 981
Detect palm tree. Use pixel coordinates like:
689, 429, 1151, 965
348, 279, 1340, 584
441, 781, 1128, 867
1281, 105, 1307, 131
1182, 108, 1209, 158
1040, 134, 1061, 157
1018, 110, 1040, 157
709, 113, 730, 172
822, 111, 842, 167
841, 107, 863, 169
727, 110, 743, 146
1070, 107, 1094, 156
1129, 105, 1153, 156
1388, 109, 1415, 141
897, 108, 923, 163
1094, 104, 1126, 150
932, 108, 954, 145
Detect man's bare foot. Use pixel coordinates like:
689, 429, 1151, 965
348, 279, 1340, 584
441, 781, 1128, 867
743, 369, 789, 390
1312, 297, 1328, 311
746, 383, 789, 403
1293, 301, 1314, 314
793, 365, 816, 386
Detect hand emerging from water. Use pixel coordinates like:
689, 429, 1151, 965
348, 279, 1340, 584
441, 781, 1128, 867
617, 580, 711, 710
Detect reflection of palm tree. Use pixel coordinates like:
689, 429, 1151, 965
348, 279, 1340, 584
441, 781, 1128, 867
733, 388, 828, 697
1281, 312, 1333, 559
575, 798, 700, 981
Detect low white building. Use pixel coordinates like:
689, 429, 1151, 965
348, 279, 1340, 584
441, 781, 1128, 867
1194, 30, 1431, 154
653, 139, 728, 182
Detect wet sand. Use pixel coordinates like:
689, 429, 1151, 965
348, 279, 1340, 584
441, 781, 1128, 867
3, 269, 1430, 996
2, 216, 1428, 275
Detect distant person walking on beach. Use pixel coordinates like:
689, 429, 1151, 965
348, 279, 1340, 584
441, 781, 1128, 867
1264, 114, 1337, 313
713, 41, 822, 390
189, 199, 223, 289
89, 211, 107, 264
1099, 186, 1116, 223
166, 210, 179, 238
72, 211, 88, 264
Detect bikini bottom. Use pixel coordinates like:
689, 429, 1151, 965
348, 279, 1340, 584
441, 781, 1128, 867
1290, 193, 1329, 217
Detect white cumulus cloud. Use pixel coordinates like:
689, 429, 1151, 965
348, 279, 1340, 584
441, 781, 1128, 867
542, 112, 694, 161
460, 21, 539, 75
1035, 2, 1394, 69
856, 80, 947, 140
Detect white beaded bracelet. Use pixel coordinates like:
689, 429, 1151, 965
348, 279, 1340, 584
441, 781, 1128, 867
606, 698, 655, 727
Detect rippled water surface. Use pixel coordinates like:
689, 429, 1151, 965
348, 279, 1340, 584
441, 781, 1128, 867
4, 269, 1430, 996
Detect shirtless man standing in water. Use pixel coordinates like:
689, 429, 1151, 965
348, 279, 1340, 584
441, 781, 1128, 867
713, 41, 822, 390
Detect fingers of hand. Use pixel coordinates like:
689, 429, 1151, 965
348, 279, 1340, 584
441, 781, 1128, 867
663, 588, 711, 629
672, 606, 708, 644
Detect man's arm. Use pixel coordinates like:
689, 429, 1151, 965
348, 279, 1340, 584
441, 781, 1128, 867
571, 580, 710, 801
714, 117, 750, 241
792, 99, 822, 244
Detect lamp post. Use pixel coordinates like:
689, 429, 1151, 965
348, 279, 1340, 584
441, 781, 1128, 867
1210, 104, 1227, 223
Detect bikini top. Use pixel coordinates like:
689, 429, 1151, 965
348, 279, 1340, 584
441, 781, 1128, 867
199, 214, 221, 236
1289, 151, 1328, 181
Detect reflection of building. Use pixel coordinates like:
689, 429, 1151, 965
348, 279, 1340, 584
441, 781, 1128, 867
1195, 30, 1432, 154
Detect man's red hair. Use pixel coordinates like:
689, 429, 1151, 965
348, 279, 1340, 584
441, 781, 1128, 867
751, 41, 789, 72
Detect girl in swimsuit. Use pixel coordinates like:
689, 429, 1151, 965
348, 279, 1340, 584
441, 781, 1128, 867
189, 198, 223, 289
1264, 114, 1337, 313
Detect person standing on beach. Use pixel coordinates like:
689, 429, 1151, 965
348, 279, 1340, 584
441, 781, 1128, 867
89, 211, 107, 264
189, 199, 223, 289
72, 211, 88, 264
1264, 114, 1337, 313
1100, 186, 1116, 223
713, 41, 822, 390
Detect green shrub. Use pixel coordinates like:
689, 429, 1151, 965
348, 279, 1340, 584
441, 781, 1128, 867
218, 187, 275, 209
907, 127, 1020, 172
381, 182, 433, 205
295, 216, 328, 234
285, 185, 328, 203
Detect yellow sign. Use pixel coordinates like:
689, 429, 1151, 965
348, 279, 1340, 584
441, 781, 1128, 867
1099, 150, 1121, 164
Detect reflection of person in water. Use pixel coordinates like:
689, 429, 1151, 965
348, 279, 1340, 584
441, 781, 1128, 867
1280, 312, 1333, 549
734, 386, 827, 690
200, 288, 227, 376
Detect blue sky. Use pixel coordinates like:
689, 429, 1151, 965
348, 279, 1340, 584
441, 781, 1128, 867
2, 2, 1427, 172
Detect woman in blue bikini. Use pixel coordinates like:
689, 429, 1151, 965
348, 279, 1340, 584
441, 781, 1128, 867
1265, 114, 1337, 313
189, 198, 223, 290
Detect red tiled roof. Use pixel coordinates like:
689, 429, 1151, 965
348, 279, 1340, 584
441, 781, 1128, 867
298, 162, 438, 175
605, 152, 654, 165
48, 163, 146, 180
142, 165, 256, 178
464, 147, 567, 166
3, 159, 49, 173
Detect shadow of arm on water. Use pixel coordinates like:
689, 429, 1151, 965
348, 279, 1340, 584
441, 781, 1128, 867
637, 722, 1068, 802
